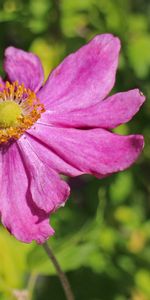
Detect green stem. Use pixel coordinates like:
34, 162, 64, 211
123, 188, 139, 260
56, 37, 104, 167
43, 242, 75, 300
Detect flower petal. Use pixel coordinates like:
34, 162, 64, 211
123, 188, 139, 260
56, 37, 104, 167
24, 133, 82, 176
0, 142, 54, 243
4, 47, 44, 92
0, 76, 4, 91
0, 76, 4, 85
28, 124, 144, 178
17, 135, 70, 212
37, 34, 120, 110
41, 89, 145, 129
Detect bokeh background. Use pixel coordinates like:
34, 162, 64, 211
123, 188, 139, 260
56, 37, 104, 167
0, 0, 150, 299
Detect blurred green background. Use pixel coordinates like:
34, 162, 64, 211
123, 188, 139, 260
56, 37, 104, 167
0, 0, 150, 299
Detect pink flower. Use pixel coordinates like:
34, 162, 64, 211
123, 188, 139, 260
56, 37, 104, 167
0, 34, 145, 243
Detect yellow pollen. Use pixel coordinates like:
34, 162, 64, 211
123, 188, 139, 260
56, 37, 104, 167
0, 81, 45, 144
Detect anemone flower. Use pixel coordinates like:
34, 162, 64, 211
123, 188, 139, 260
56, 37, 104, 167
0, 34, 145, 243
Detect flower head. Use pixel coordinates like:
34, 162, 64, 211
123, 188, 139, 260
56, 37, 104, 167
0, 34, 145, 243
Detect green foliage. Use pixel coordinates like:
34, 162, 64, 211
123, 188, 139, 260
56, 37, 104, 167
0, 228, 32, 299
110, 171, 133, 204
0, 0, 149, 299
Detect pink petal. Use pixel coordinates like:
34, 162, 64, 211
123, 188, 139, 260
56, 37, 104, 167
41, 89, 145, 129
24, 133, 82, 176
28, 124, 144, 178
37, 34, 120, 110
0, 142, 54, 243
0, 76, 4, 91
17, 135, 70, 212
0, 76, 4, 85
4, 47, 44, 92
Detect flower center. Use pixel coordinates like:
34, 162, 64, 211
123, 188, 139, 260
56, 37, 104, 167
0, 81, 45, 144
0, 101, 22, 128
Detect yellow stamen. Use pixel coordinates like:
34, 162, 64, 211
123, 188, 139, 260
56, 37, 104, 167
0, 81, 45, 144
